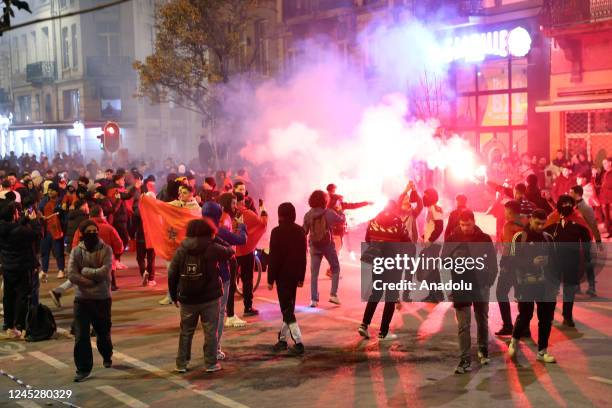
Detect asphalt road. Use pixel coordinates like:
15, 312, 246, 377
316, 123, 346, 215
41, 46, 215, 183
1, 249, 611, 408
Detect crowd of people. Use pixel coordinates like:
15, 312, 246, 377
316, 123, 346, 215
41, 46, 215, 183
0, 148, 609, 381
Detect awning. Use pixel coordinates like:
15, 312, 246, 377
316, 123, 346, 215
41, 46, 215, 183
536, 98, 612, 112
8, 122, 75, 131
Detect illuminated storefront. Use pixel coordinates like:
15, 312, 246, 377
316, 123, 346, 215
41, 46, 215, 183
442, 17, 551, 162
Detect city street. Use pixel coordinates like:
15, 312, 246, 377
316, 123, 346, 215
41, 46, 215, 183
1, 248, 611, 408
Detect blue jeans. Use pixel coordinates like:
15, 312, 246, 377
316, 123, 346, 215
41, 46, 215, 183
217, 280, 231, 350
41, 234, 65, 273
310, 242, 340, 302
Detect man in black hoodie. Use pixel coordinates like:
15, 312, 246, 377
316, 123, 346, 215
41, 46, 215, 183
0, 200, 41, 339
442, 210, 498, 374
268, 202, 307, 355
168, 218, 234, 374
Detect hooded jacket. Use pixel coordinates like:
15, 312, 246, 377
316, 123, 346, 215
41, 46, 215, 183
202, 202, 247, 282
168, 236, 234, 304
0, 217, 41, 272
442, 225, 498, 306
268, 203, 307, 287
68, 240, 112, 300
72, 216, 124, 269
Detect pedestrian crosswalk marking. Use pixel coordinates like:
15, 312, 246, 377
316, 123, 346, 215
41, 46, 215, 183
96, 386, 149, 408
28, 351, 69, 369
16, 401, 43, 408
588, 376, 612, 385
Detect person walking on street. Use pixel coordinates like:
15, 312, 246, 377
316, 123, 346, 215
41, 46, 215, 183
268, 202, 307, 355
68, 220, 114, 382
168, 218, 234, 373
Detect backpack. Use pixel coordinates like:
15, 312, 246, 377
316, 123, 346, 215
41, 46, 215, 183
25, 303, 57, 342
178, 251, 209, 301
310, 212, 331, 249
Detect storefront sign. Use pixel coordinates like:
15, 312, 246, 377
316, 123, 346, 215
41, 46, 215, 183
443, 26, 532, 63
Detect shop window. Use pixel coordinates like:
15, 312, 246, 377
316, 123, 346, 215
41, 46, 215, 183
511, 58, 527, 88
511, 92, 528, 125
477, 60, 508, 91
590, 111, 612, 133
479, 94, 509, 126
566, 112, 589, 134
457, 96, 476, 125
456, 66, 475, 93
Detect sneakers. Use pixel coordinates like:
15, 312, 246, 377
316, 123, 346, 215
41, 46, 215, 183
141, 272, 149, 286
205, 363, 222, 373
272, 340, 288, 352
478, 349, 490, 365
562, 319, 576, 328
508, 338, 518, 359
309, 300, 318, 308
358, 324, 370, 339
536, 349, 556, 363
454, 359, 472, 374
158, 295, 172, 305
116, 262, 128, 270
1, 328, 22, 340
39, 271, 48, 283
49, 290, 62, 308
57, 270, 65, 279
74, 371, 92, 382
495, 325, 513, 336
103, 359, 112, 368
217, 350, 226, 360
288, 343, 305, 355
586, 288, 597, 297
224, 315, 247, 328
243, 308, 259, 317
378, 333, 398, 342
329, 296, 341, 305
174, 367, 187, 373
147, 280, 157, 287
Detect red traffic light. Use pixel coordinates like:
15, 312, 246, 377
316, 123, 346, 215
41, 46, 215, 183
102, 121, 120, 153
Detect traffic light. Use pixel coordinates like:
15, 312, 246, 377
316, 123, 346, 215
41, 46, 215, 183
102, 121, 120, 153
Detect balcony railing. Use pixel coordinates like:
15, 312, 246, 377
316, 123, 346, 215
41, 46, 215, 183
26, 61, 57, 84
86, 56, 135, 77
544, 0, 612, 28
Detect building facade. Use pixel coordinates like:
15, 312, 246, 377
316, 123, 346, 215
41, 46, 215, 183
538, 0, 612, 165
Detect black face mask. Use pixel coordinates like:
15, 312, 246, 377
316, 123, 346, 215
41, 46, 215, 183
559, 205, 573, 217
83, 232, 99, 251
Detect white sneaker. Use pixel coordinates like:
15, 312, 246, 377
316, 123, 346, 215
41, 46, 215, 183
158, 295, 172, 305
116, 262, 128, 270
56, 270, 65, 279
329, 296, 341, 305
217, 350, 226, 360
508, 338, 518, 359
205, 363, 222, 373
225, 315, 247, 327
378, 333, 398, 341
4, 328, 23, 340
39, 271, 48, 283
174, 367, 187, 373
478, 350, 490, 365
141, 272, 149, 286
536, 349, 556, 363
358, 325, 370, 339
147, 280, 157, 287
309, 300, 318, 308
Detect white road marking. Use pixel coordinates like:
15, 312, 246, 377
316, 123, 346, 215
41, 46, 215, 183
588, 376, 612, 385
112, 351, 249, 408
96, 386, 149, 408
28, 351, 69, 369
16, 402, 43, 408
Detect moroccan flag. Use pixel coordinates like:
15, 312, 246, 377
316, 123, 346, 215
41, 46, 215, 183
139, 195, 201, 260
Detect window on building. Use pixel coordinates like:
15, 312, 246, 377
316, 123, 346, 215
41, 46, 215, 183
11, 37, 19, 72
45, 93, 53, 122
255, 19, 270, 75
59, 0, 67, 8
20, 34, 28, 68
30, 31, 37, 63
17, 95, 32, 122
63, 89, 80, 120
41, 27, 50, 61
452, 56, 528, 154
97, 22, 120, 58
62, 27, 69, 69
101, 86, 121, 118
71, 24, 78, 68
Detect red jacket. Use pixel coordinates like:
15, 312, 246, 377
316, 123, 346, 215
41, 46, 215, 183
601, 170, 612, 204
72, 217, 124, 269
235, 209, 267, 256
